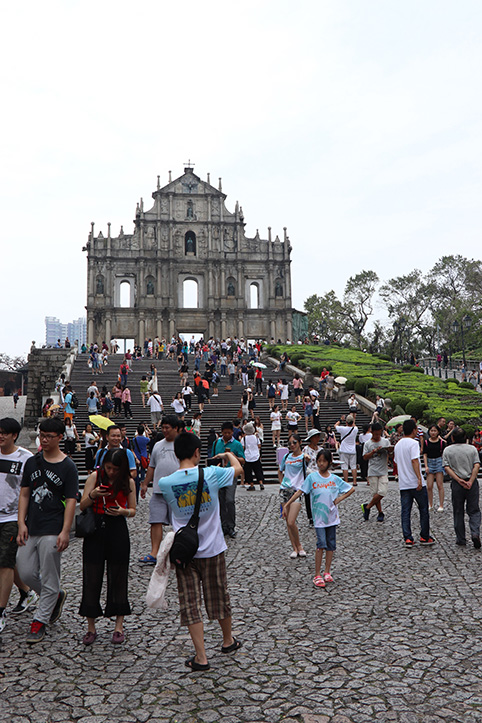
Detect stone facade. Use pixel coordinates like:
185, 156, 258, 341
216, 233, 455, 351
84, 167, 294, 343
24, 348, 72, 427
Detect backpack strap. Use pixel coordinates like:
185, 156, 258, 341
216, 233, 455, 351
189, 467, 205, 527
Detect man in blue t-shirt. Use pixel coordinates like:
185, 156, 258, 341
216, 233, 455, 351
159, 432, 243, 671
212, 422, 245, 538
95, 426, 137, 479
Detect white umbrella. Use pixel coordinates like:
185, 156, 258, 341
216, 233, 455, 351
334, 376, 347, 384
251, 362, 267, 369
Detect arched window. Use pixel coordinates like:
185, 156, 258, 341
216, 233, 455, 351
183, 278, 198, 308
185, 231, 196, 255
146, 276, 155, 296
119, 281, 131, 308
249, 283, 259, 309
226, 277, 236, 297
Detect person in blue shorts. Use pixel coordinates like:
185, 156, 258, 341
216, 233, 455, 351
283, 449, 354, 588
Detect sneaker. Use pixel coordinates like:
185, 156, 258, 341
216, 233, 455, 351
298, 549, 307, 557
49, 589, 67, 624
289, 550, 298, 559
377, 512, 385, 523
420, 536, 436, 546
472, 536, 481, 549
11, 589, 39, 615
405, 539, 415, 547
0, 612, 6, 633
361, 503, 371, 521
428, 506, 433, 511
27, 620, 46, 644
437, 506, 444, 512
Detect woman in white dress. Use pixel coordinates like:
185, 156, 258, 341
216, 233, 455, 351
271, 404, 282, 447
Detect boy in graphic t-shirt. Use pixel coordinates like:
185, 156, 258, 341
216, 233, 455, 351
158, 432, 243, 672
0, 418, 38, 632
283, 448, 354, 589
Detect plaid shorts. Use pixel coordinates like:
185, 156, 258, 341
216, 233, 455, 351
175, 552, 231, 626
0, 521, 18, 569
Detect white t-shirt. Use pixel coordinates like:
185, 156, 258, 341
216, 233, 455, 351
241, 435, 260, 462
159, 466, 234, 558
182, 386, 193, 397
394, 437, 425, 490
336, 425, 358, 455
171, 399, 186, 414
84, 432, 98, 449
286, 411, 301, 427
0, 447, 32, 523
150, 438, 179, 494
147, 394, 163, 412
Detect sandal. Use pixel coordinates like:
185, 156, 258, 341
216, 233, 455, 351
221, 637, 242, 654
139, 554, 156, 564
323, 573, 334, 583
185, 656, 210, 671
313, 575, 325, 588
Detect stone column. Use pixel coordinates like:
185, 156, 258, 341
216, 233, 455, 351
270, 319, 276, 340
88, 319, 94, 344
139, 317, 145, 346
169, 318, 175, 339
221, 314, 227, 339
105, 317, 111, 343
208, 318, 215, 338
286, 317, 292, 342
238, 317, 244, 339
157, 319, 163, 340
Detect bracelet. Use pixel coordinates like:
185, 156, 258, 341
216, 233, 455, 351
88, 492, 95, 501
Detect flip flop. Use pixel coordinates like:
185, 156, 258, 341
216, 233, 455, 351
139, 554, 156, 564
185, 656, 210, 671
221, 637, 242, 654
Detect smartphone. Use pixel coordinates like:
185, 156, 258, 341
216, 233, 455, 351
206, 457, 222, 466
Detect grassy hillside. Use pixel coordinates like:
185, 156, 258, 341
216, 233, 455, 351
267, 344, 482, 426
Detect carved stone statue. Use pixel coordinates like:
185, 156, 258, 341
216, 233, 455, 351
275, 279, 283, 297
187, 201, 194, 219
96, 276, 104, 295
185, 235, 196, 254
227, 280, 235, 296
146, 279, 154, 295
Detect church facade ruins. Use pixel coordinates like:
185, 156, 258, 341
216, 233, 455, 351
84, 166, 297, 345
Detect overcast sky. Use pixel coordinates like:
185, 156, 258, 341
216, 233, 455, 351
2, 0, 482, 357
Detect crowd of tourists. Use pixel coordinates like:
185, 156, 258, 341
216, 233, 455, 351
0, 338, 481, 673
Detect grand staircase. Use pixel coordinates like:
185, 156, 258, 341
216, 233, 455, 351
67, 353, 374, 483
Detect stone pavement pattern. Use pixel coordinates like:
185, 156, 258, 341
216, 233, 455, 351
2, 483, 482, 723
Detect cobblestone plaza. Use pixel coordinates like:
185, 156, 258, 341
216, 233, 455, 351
2, 483, 482, 723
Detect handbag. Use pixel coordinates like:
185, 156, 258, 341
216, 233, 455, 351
75, 507, 97, 538
169, 468, 205, 569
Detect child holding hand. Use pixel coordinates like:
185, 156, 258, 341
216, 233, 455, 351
283, 449, 354, 588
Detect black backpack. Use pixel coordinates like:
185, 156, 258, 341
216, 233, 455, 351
70, 393, 79, 410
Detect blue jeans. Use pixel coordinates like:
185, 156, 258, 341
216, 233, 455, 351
400, 488, 430, 541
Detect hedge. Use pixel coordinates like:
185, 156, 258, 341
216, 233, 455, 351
268, 344, 482, 425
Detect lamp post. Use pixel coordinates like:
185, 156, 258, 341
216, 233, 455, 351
453, 315, 472, 368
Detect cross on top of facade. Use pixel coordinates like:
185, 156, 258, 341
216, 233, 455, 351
184, 159, 195, 169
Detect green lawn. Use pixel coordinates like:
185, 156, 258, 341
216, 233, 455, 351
267, 344, 482, 426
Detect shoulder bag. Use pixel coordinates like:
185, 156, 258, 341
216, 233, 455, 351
169, 467, 205, 569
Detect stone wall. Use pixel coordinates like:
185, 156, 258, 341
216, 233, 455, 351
24, 348, 74, 428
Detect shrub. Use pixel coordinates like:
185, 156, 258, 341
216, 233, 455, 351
444, 378, 460, 385
461, 424, 477, 440
411, 366, 425, 374
354, 378, 375, 395
402, 365, 412, 371
459, 382, 476, 390
406, 400, 429, 419
345, 378, 355, 390
393, 405, 406, 416
390, 394, 411, 411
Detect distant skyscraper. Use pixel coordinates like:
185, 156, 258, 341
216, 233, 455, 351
45, 316, 86, 347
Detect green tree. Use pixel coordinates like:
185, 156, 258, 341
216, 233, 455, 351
342, 270, 379, 348
304, 291, 347, 341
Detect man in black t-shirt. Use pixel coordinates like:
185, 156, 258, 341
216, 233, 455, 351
17, 417, 78, 644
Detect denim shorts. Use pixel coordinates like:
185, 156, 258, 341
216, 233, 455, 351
315, 525, 337, 551
427, 457, 444, 474
279, 487, 302, 505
